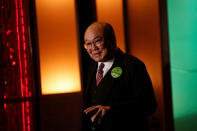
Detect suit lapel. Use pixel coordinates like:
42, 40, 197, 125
98, 49, 123, 88
96, 56, 122, 104
85, 49, 124, 105
84, 62, 97, 103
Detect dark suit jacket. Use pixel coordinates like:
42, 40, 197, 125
82, 49, 157, 131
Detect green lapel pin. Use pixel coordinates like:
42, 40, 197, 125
111, 67, 122, 78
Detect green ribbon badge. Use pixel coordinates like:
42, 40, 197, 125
111, 67, 123, 78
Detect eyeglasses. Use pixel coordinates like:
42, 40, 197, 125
84, 37, 104, 49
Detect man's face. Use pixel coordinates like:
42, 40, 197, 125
84, 26, 110, 62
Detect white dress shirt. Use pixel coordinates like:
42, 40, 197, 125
96, 59, 114, 79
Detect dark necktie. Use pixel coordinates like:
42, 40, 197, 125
96, 63, 105, 86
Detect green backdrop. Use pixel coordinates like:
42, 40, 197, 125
167, 0, 197, 130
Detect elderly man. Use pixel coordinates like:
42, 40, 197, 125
82, 22, 157, 131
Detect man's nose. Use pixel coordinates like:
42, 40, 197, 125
91, 43, 98, 50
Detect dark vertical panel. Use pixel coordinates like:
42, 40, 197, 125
28, 0, 41, 130
74, 1, 97, 129
159, 0, 174, 131
122, 0, 130, 54
75, 0, 97, 91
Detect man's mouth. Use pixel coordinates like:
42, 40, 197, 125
93, 52, 101, 57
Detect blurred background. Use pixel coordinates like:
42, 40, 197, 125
0, 0, 196, 131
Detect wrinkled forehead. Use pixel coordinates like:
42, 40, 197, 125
84, 24, 105, 41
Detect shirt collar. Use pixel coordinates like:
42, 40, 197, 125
98, 58, 114, 67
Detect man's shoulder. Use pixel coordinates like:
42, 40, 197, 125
116, 49, 148, 76
116, 49, 145, 67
